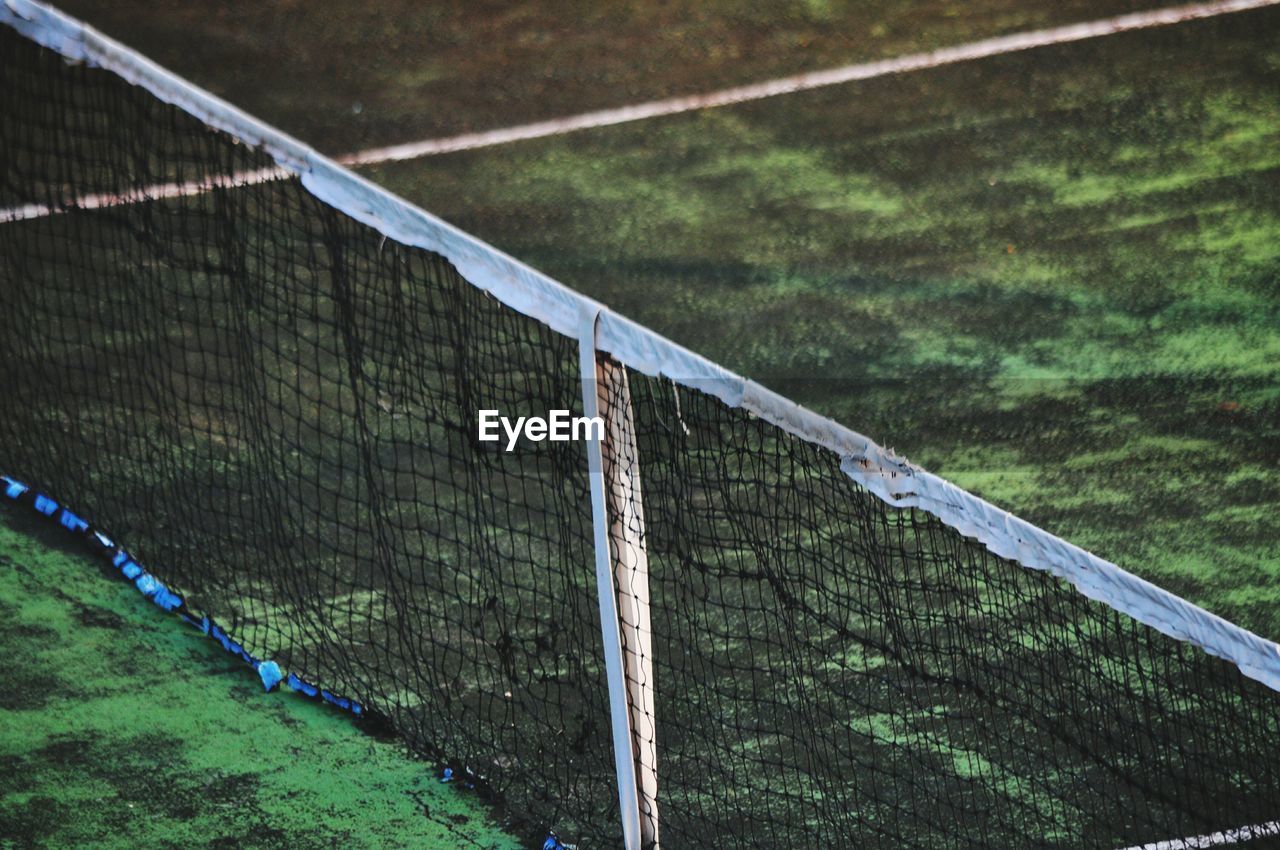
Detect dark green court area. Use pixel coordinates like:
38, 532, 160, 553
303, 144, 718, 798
3, 1, 1278, 847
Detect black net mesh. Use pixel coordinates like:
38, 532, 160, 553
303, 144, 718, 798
0, 28, 617, 846
609, 368, 1280, 848
5, 20, 1280, 850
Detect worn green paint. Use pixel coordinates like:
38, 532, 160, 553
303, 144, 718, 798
0, 506, 522, 849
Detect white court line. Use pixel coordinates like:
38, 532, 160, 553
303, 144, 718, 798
1118, 820, 1280, 850
3, 0, 1278, 223
339, 0, 1280, 165
2, 165, 287, 222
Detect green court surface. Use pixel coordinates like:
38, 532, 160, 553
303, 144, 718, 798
0, 504, 521, 849
361, 7, 1280, 637
4, 0, 1280, 846
54, 0, 1174, 152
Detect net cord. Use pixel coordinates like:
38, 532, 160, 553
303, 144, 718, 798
4, 0, 1279, 697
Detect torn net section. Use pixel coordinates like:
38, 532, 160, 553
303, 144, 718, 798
0, 29, 618, 845
612, 368, 1280, 849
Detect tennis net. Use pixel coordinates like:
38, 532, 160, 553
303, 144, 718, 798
3, 2, 1279, 847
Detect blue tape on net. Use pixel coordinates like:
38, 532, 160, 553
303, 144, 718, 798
152, 587, 182, 612
282, 674, 361, 715
320, 690, 350, 711
135, 573, 162, 597
132, 573, 183, 612
209, 623, 254, 664
2, 476, 366, 726
58, 510, 89, 533
2, 476, 27, 499
440, 766, 475, 789
257, 660, 283, 692
287, 673, 318, 697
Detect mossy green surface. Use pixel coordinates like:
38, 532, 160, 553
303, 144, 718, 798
3, 1, 1280, 844
51, 2, 1279, 641
355, 8, 1280, 637
0, 504, 523, 849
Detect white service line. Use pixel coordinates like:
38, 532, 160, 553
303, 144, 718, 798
3, 0, 1278, 223
1, 165, 288, 223
1118, 820, 1280, 850
339, 0, 1280, 165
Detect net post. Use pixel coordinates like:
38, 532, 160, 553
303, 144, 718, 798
580, 308, 659, 850
599, 352, 660, 849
